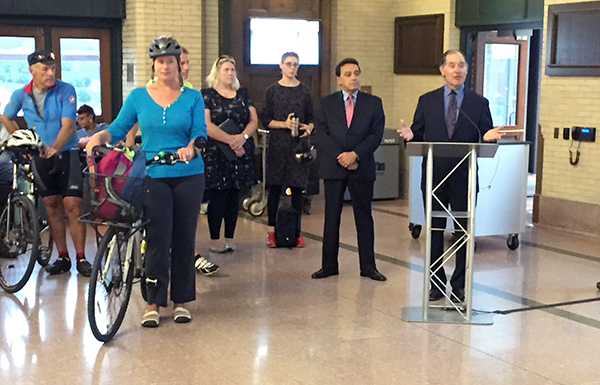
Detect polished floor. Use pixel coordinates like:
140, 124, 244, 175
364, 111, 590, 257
1, 196, 600, 385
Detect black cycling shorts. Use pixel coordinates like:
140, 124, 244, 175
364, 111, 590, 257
32, 149, 83, 198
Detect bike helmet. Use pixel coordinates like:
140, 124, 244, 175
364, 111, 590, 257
293, 141, 317, 164
6, 129, 43, 150
148, 36, 182, 59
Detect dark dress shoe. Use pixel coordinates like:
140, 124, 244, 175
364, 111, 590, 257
429, 287, 444, 301
360, 269, 387, 281
451, 288, 465, 302
311, 268, 339, 279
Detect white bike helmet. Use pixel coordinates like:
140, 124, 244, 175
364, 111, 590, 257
6, 129, 43, 150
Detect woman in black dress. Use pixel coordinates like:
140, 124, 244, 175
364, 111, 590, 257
260, 52, 314, 248
201, 55, 258, 252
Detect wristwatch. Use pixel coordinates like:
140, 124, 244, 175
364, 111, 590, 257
243, 133, 249, 140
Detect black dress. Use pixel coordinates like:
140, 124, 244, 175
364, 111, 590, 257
260, 82, 314, 188
201, 87, 256, 190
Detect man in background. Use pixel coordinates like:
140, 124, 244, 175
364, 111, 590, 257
76, 104, 107, 148
312, 58, 386, 282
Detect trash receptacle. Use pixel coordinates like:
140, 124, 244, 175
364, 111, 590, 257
373, 129, 400, 199
344, 129, 400, 201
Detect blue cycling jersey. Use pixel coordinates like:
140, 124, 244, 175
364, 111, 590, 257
3, 79, 78, 151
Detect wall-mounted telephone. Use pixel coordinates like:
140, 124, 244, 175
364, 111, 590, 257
572, 126, 596, 142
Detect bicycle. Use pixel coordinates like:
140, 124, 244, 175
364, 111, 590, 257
81, 148, 190, 342
0, 140, 53, 293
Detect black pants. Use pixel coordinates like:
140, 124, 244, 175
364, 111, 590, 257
267, 185, 303, 227
144, 174, 204, 307
321, 178, 376, 273
205, 188, 240, 239
423, 182, 468, 291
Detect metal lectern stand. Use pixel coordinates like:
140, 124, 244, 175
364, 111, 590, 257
402, 142, 498, 325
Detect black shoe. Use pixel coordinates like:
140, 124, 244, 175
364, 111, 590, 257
311, 268, 339, 279
429, 287, 444, 301
360, 269, 387, 281
76, 258, 92, 277
46, 257, 72, 275
303, 197, 312, 215
451, 288, 465, 302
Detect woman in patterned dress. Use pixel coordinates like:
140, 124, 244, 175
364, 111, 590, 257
201, 55, 257, 252
260, 52, 314, 248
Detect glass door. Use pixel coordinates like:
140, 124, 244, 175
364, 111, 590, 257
52, 28, 111, 122
0, 27, 44, 128
473, 32, 528, 140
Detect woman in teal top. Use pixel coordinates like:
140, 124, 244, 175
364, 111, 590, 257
87, 36, 206, 328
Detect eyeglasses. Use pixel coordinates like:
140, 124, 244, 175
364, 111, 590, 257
283, 62, 299, 68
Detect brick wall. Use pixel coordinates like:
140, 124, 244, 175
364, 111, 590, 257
330, 0, 458, 127
122, 0, 203, 98
539, 0, 600, 206
329, 0, 397, 122
393, 0, 459, 127
202, 0, 219, 86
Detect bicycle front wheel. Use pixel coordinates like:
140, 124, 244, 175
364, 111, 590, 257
0, 195, 40, 293
88, 226, 135, 342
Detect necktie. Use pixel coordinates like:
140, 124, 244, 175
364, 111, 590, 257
346, 95, 354, 127
446, 90, 457, 138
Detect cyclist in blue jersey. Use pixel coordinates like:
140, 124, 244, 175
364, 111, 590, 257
0, 49, 90, 276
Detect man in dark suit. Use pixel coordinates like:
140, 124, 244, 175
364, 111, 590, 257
398, 50, 504, 300
312, 58, 386, 281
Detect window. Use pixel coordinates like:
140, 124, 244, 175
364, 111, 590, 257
59, 38, 102, 115
483, 44, 519, 126
0, 36, 36, 116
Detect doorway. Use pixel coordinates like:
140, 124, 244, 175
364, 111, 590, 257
473, 31, 529, 140
0, 26, 112, 125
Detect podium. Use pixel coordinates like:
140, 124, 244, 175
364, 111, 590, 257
402, 142, 498, 325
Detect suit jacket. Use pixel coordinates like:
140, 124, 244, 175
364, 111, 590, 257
315, 91, 385, 181
411, 86, 493, 189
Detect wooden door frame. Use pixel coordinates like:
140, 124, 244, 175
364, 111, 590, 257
51, 27, 111, 122
223, 0, 331, 100
474, 31, 528, 138
0, 26, 46, 128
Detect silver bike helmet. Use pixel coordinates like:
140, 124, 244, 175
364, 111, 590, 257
148, 36, 182, 59
6, 129, 43, 150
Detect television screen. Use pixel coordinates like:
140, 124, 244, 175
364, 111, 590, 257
249, 18, 320, 65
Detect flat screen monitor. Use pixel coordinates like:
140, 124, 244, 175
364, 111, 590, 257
249, 17, 320, 65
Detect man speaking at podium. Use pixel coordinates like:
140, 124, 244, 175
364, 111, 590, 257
397, 50, 504, 302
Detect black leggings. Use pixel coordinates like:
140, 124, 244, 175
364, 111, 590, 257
206, 188, 240, 239
267, 185, 303, 227
143, 174, 204, 307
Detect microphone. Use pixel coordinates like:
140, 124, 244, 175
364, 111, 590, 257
456, 105, 482, 143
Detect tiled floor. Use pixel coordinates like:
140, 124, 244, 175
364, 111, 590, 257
1, 196, 600, 385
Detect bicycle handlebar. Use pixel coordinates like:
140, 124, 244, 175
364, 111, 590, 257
145, 151, 198, 166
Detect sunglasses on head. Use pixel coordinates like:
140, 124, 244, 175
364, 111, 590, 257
35, 52, 55, 61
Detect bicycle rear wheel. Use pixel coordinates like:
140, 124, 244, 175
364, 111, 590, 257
88, 226, 134, 342
0, 195, 40, 293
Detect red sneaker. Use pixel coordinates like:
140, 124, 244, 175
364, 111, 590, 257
266, 231, 276, 248
296, 235, 305, 248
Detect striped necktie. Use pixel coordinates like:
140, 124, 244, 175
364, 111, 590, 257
446, 90, 457, 137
